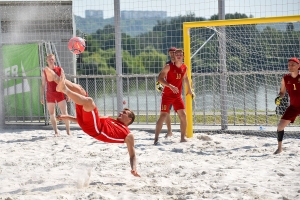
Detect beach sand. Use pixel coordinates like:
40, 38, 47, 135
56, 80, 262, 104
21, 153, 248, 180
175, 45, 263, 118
0, 128, 299, 200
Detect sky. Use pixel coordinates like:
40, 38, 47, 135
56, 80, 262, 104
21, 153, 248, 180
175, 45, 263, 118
5, 0, 300, 19
72, 0, 300, 19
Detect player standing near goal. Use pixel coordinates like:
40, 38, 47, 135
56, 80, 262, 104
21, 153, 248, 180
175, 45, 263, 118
40, 54, 70, 136
43, 67, 140, 177
274, 57, 300, 154
156, 47, 177, 137
154, 49, 193, 145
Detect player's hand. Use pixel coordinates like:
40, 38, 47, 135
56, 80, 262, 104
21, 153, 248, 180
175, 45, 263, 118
169, 84, 179, 94
156, 82, 164, 92
131, 170, 141, 177
65, 95, 70, 102
40, 98, 44, 105
275, 96, 282, 106
186, 89, 195, 99
56, 115, 67, 121
191, 89, 195, 99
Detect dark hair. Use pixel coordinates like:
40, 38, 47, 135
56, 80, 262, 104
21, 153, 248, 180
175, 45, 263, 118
124, 108, 135, 125
168, 47, 177, 52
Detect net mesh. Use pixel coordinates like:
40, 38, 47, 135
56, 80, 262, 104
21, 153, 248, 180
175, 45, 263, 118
0, 0, 300, 133
189, 21, 300, 133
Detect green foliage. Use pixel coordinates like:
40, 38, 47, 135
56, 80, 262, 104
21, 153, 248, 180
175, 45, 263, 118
136, 47, 167, 73
75, 12, 300, 75
77, 50, 116, 75
122, 51, 147, 74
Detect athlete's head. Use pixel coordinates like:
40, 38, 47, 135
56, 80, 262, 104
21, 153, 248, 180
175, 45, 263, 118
168, 47, 176, 60
118, 108, 135, 126
46, 54, 56, 66
174, 49, 184, 61
288, 57, 300, 72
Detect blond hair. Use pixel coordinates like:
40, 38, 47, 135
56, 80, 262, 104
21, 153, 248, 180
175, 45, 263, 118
46, 54, 55, 59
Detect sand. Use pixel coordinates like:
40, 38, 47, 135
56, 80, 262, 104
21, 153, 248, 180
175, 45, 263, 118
0, 128, 299, 200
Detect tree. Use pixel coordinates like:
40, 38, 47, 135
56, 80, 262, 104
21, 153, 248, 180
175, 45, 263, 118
136, 47, 167, 74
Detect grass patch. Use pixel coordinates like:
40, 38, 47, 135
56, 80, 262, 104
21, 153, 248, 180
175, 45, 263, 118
135, 114, 300, 126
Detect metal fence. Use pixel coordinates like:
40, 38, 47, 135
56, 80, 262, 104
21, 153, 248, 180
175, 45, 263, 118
3, 71, 300, 131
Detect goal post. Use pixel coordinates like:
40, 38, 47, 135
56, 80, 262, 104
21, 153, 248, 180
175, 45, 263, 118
183, 15, 300, 138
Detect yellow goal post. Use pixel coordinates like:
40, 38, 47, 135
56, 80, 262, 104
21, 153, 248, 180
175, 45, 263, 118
183, 15, 300, 138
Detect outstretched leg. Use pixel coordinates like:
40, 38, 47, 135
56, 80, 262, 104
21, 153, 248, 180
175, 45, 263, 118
44, 67, 86, 96
56, 71, 96, 112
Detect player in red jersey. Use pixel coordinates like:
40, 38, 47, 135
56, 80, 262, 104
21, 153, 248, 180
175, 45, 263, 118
274, 57, 300, 154
156, 47, 177, 137
40, 54, 70, 136
154, 49, 193, 145
43, 67, 140, 177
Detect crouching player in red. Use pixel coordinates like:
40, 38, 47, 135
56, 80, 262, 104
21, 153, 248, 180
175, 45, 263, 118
44, 67, 140, 177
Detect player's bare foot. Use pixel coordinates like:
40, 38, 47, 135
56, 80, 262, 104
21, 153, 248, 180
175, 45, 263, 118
180, 138, 187, 142
154, 138, 159, 145
54, 132, 59, 137
56, 71, 66, 93
165, 132, 173, 138
274, 148, 282, 154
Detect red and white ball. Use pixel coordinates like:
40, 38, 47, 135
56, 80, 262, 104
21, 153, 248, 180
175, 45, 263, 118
68, 37, 86, 54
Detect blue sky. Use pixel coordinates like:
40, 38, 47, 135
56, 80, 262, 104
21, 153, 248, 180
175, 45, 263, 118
72, 0, 300, 19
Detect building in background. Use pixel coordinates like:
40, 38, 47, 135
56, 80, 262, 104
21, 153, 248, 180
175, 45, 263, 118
121, 10, 167, 19
85, 10, 103, 19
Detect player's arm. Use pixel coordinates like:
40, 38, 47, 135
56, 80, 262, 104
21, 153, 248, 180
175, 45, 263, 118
57, 115, 78, 123
275, 78, 287, 105
124, 133, 140, 177
40, 71, 46, 104
157, 64, 169, 85
158, 64, 179, 94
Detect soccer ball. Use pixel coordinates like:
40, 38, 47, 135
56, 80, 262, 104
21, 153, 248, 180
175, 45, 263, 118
68, 37, 86, 54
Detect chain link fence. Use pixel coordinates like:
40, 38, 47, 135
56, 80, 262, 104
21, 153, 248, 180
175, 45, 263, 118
3, 72, 300, 132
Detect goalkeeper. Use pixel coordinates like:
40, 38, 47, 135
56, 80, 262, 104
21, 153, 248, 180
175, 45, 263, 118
155, 47, 177, 137
154, 49, 193, 145
274, 57, 300, 154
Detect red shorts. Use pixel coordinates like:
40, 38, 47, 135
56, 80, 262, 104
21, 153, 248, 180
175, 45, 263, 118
160, 94, 185, 113
281, 105, 300, 123
76, 104, 101, 138
46, 91, 65, 103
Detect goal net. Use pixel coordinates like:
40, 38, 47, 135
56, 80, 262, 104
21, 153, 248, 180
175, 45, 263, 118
183, 15, 300, 137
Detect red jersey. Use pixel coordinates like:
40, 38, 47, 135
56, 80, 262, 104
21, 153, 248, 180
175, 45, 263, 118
76, 104, 130, 143
283, 73, 300, 107
43, 66, 65, 103
163, 62, 187, 97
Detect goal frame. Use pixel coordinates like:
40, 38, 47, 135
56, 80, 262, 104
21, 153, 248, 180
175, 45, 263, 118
183, 15, 300, 138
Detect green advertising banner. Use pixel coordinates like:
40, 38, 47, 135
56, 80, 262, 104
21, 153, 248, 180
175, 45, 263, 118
2, 43, 42, 118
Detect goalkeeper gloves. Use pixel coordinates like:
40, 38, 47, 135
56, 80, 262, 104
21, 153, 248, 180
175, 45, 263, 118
191, 89, 195, 100
156, 82, 164, 92
275, 96, 282, 106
